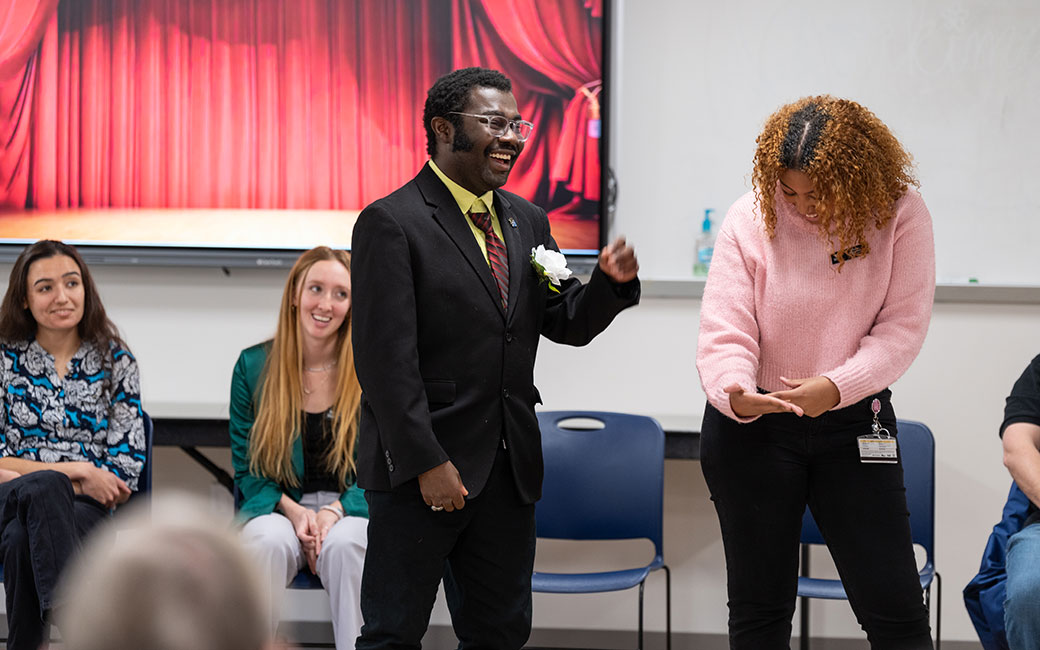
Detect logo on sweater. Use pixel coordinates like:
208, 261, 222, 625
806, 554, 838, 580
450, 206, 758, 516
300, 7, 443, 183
830, 245, 864, 265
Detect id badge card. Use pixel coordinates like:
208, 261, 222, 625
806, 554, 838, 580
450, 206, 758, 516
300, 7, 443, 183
858, 398, 898, 464
857, 435, 898, 463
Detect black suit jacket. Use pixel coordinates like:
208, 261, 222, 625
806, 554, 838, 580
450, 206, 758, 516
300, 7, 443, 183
351, 164, 639, 504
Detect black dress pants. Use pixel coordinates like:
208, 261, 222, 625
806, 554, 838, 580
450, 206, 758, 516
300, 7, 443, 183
0, 471, 108, 650
356, 446, 536, 650
700, 389, 933, 650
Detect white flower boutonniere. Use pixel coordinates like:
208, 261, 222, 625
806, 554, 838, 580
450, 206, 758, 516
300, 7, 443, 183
530, 245, 572, 294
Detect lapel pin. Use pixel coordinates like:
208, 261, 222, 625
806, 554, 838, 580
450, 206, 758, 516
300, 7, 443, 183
508, 217, 518, 228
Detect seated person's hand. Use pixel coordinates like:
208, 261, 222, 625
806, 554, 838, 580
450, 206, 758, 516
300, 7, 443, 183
315, 507, 341, 551
76, 464, 132, 509
281, 500, 320, 572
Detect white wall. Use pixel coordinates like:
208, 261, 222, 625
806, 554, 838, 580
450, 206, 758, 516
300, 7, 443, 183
616, 0, 1040, 285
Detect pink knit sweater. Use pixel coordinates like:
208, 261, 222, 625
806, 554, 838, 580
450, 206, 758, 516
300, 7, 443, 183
696, 188, 935, 422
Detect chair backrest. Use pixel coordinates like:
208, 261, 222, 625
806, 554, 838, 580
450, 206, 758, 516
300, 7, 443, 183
140, 411, 154, 494
535, 411, 665, 560
126, 411, 154, 505
801, 418, 935, 559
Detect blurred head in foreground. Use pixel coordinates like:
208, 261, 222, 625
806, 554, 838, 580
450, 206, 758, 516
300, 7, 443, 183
57, 494, 275, 650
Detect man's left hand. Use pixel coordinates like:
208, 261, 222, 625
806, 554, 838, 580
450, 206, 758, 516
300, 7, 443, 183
598, 236, 638, 283
769, 376, 841, 418
419, 460, 469, 512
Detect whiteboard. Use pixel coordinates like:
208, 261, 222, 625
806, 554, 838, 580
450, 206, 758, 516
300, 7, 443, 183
612, 0, 1040, 285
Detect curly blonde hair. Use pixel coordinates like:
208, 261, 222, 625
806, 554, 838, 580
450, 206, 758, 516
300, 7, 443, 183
751, 96, 917, 266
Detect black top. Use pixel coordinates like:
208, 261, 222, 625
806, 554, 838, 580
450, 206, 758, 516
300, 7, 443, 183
1002, 354, 1040, 435
1001, 353, 1040, 526
301, 410, 339, 494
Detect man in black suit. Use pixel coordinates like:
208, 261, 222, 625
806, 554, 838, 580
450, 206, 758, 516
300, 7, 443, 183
351, 67, 639, 650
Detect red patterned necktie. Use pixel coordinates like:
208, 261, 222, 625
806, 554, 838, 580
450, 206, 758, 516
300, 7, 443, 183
469, 210, 509, 309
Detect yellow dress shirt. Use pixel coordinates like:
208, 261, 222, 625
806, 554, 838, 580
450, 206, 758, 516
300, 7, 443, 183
428, 160, 507, 263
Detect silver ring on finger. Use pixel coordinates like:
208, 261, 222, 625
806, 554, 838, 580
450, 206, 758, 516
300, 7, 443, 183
430, 505, 444, 512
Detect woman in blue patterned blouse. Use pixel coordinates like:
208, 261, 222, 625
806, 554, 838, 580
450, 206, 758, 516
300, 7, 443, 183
0, 240, 146, 650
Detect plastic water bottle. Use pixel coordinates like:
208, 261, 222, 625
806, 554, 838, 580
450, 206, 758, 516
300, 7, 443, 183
694, 209, 715, 276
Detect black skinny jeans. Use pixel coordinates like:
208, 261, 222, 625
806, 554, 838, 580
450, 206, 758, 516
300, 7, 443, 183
0, 470, 108, 650
700, 389, 933, 650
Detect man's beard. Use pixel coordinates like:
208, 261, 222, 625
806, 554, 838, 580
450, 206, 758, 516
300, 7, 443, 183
451, 129, 475, 152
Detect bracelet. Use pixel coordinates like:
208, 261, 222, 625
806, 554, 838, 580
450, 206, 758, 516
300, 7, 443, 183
320, 504, 344, 520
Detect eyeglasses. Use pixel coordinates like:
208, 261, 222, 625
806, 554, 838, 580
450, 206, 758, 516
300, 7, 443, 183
447, 112, 535, 142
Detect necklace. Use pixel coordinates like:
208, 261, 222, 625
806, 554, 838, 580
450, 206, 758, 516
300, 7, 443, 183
302, 363, 335, 395
304, 360, 338, 373
303, 374, 329, 395
303, 358, 337, 394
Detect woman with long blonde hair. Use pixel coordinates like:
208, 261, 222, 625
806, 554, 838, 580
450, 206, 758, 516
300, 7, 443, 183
229, 246, 365, 649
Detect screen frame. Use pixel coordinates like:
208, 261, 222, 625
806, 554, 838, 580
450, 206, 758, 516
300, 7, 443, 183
0, 1, 614, 271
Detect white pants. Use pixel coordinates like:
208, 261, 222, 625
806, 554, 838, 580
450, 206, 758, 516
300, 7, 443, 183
241, 491, 367, 650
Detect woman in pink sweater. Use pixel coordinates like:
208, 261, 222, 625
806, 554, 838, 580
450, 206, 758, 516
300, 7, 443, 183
697, 96, 935, 649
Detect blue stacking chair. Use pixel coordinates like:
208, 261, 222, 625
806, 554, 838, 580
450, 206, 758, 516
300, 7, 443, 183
288, 564, 324, 589
230, 485, 328, 647
532, 411, 671, 650
136, 410, 154, 497
797, 419, 940, 649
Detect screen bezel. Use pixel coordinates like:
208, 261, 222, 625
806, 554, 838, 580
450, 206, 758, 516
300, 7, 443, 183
0, 1, 613, 270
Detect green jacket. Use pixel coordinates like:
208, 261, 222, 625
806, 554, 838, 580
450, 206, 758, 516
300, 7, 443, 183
229, 342, 367, 523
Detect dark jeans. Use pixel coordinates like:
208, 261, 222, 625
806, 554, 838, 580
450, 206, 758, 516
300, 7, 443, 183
356, 446, 536, 650
701, 390, 933, 650
0, 471, 109, 650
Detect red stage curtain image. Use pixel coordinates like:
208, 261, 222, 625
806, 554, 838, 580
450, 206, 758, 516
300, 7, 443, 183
463, 0, 604, 219
0, 0, 59, 207
1, 0, 451, 210
0, 0, 58, 78
0, 0, 602, 249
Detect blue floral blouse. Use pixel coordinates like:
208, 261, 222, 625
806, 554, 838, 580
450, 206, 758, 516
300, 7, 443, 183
0, 339, 145, 490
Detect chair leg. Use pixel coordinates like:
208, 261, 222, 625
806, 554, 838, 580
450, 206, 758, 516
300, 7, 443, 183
799, 597, 810, 650
638, 579, 645, 650
936, 572, 942, 650
922, 572, 941, 650
664, 565, 672, 650
800, 544, 810, 650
